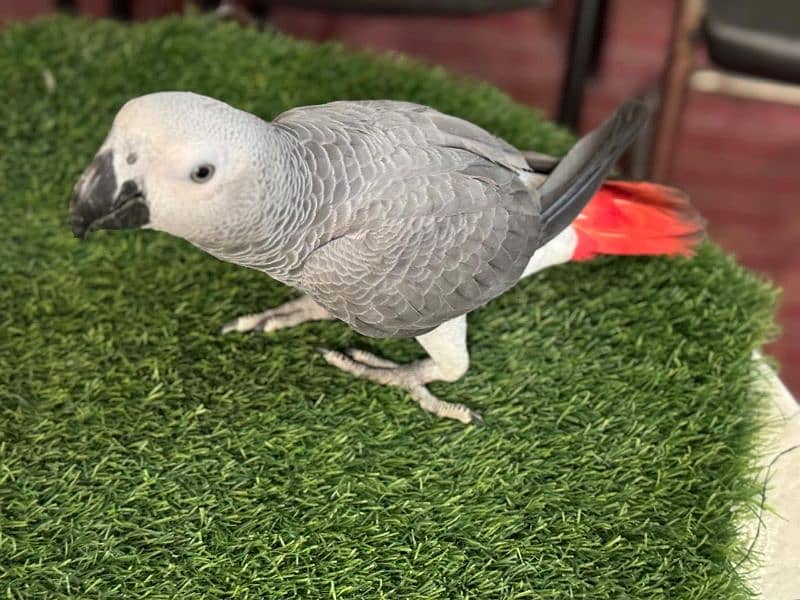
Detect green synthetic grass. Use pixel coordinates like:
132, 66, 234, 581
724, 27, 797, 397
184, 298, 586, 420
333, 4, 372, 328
0, 16, 779, 599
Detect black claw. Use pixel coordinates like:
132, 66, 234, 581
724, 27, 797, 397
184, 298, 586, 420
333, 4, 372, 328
469, 411, 485, 425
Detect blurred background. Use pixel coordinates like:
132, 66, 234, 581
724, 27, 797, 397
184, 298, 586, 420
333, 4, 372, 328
2, 0, 798, 393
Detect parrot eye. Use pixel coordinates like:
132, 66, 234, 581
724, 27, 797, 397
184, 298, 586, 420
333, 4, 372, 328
191, 163, 215, 183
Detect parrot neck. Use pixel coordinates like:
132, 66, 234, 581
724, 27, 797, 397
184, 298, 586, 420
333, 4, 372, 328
192, 124, 322, 287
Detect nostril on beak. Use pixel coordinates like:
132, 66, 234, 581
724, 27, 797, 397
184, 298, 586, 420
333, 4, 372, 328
68, 149, 149, 239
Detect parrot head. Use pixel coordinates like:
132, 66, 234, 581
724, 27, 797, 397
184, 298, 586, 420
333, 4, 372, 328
69, 92, 274, 247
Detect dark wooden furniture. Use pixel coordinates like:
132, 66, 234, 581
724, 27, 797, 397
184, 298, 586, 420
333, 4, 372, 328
648, 0, 800, 181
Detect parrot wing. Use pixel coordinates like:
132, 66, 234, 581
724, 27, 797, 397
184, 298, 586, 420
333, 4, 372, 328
275, 100, 542, 337
274, 99, 646, 338
298, 192, 540, 338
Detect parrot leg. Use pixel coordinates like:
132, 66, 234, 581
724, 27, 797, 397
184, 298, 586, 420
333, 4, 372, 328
318, 316, 481, 424
521, 226, 577, 278
221, 295, 332, 334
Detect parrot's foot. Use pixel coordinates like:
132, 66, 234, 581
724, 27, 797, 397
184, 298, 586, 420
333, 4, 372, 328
318, 348, 482, 425
221, 295, 332, 334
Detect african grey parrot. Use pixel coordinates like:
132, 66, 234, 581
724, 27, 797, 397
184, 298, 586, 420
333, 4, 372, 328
69, 93, 704, 423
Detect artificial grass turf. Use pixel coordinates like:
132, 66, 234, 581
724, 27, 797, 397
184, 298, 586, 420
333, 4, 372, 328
0, 15, 779, 599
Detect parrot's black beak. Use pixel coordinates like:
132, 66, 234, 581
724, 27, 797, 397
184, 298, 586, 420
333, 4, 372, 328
69, 150, 149, 240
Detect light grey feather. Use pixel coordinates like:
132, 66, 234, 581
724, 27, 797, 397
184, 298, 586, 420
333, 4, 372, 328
271, 100, 541, 337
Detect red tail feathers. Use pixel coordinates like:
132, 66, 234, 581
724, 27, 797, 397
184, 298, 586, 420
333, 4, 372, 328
571, 181, 706, 261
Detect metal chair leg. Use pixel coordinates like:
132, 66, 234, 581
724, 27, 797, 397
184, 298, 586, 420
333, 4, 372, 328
557, 0, 608, 129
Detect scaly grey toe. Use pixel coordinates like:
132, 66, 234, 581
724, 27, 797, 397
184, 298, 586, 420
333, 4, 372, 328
222, 295, 332, 334
318, 348, 481, 424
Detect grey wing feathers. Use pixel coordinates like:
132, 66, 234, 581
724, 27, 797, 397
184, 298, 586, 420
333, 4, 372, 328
275, 100, 542, 337
300, 180, 540, 338
276, 100, 530, 174
521, 150, 560, 173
